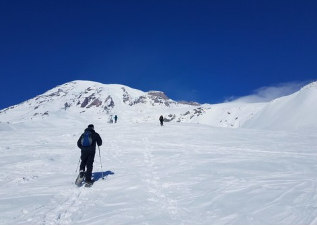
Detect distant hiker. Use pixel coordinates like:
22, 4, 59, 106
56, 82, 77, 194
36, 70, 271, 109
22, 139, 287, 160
64, 102, 69, 111
159, 115, 164, 126
108, 115, 113, 123
77, 124, 102, 185
114, 115, 118, 123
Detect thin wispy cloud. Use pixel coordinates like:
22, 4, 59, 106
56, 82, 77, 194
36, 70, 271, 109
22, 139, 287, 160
226, 81, 310, 103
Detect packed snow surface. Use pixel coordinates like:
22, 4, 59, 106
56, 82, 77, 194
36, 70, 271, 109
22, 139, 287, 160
1, 120, 317, 225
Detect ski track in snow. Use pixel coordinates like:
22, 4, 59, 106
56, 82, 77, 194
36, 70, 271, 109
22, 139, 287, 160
141, 131, 187, 223
38, 188, 85, 224
1, 122, 317, 224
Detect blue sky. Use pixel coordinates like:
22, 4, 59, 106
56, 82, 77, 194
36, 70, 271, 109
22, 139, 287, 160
0, 0, 316, 109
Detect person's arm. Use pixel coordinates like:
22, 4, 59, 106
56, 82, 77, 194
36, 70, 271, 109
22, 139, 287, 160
96, 133, 102, 146
77, 136, 82, 149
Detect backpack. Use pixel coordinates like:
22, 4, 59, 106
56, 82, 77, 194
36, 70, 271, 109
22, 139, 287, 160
81, 131, 93, 146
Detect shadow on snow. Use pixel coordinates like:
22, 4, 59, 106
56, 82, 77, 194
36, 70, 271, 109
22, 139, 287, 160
92, 170, 115, 181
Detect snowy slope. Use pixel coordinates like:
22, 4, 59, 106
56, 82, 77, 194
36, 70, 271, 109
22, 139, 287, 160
176, 102, 265, 128
241, 81, 317, 131
1, 121, 317, 224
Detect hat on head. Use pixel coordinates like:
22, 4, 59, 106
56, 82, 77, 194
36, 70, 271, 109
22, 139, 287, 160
88, 124, 94, 129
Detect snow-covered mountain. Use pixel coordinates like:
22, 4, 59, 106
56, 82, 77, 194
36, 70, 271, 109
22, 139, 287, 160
1, 80, 317, 131
0, 80, 199, 125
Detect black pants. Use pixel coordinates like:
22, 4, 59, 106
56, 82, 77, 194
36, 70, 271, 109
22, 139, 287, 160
160, 120, 163, 126
80, 150, 96, 181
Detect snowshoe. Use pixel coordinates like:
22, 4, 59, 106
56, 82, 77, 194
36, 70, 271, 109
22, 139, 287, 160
85, 180, 95, 188
75, 171, 85, 186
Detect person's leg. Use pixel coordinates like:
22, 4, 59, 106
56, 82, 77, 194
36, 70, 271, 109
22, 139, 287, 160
80, 151, 88, 172
85, 152, 96, 181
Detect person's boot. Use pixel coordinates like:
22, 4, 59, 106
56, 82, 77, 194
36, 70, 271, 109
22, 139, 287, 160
79, 170, 85, 178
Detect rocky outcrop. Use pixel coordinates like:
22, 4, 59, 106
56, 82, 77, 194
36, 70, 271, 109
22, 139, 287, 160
148, 91, 173, 106
178, 101, 200, 106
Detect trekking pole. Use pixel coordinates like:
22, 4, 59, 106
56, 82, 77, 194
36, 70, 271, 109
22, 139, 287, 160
75, 157, 81, 173
98, 146, 104, 179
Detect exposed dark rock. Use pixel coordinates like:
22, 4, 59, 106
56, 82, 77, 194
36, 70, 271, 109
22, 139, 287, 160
104, 95, 115, 112
148, 91, 171, 106
148, 91, 169, 100
133, 96, 147, 105
165, 114, 176, 122
105, 96, 115, 107
178, 101, 201, 106
183, 111, 190, 116
193, 107, 205, 115
87, 98, 102, 108
48, 88, 65, 97
80, 94, 97, 108
85, 87, 93, 93
122, 87, 133, 105
81, 97, 89, 108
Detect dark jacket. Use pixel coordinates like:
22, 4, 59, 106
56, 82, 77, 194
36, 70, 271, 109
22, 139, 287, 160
77, 127, 102, 152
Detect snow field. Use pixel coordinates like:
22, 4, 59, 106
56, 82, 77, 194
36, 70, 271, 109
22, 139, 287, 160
0, 121, 317, 224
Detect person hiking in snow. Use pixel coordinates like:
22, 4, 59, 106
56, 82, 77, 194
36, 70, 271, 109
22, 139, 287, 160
159, 115, 164, 126
114, 115, 118, 123
77, 124, 102, 185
